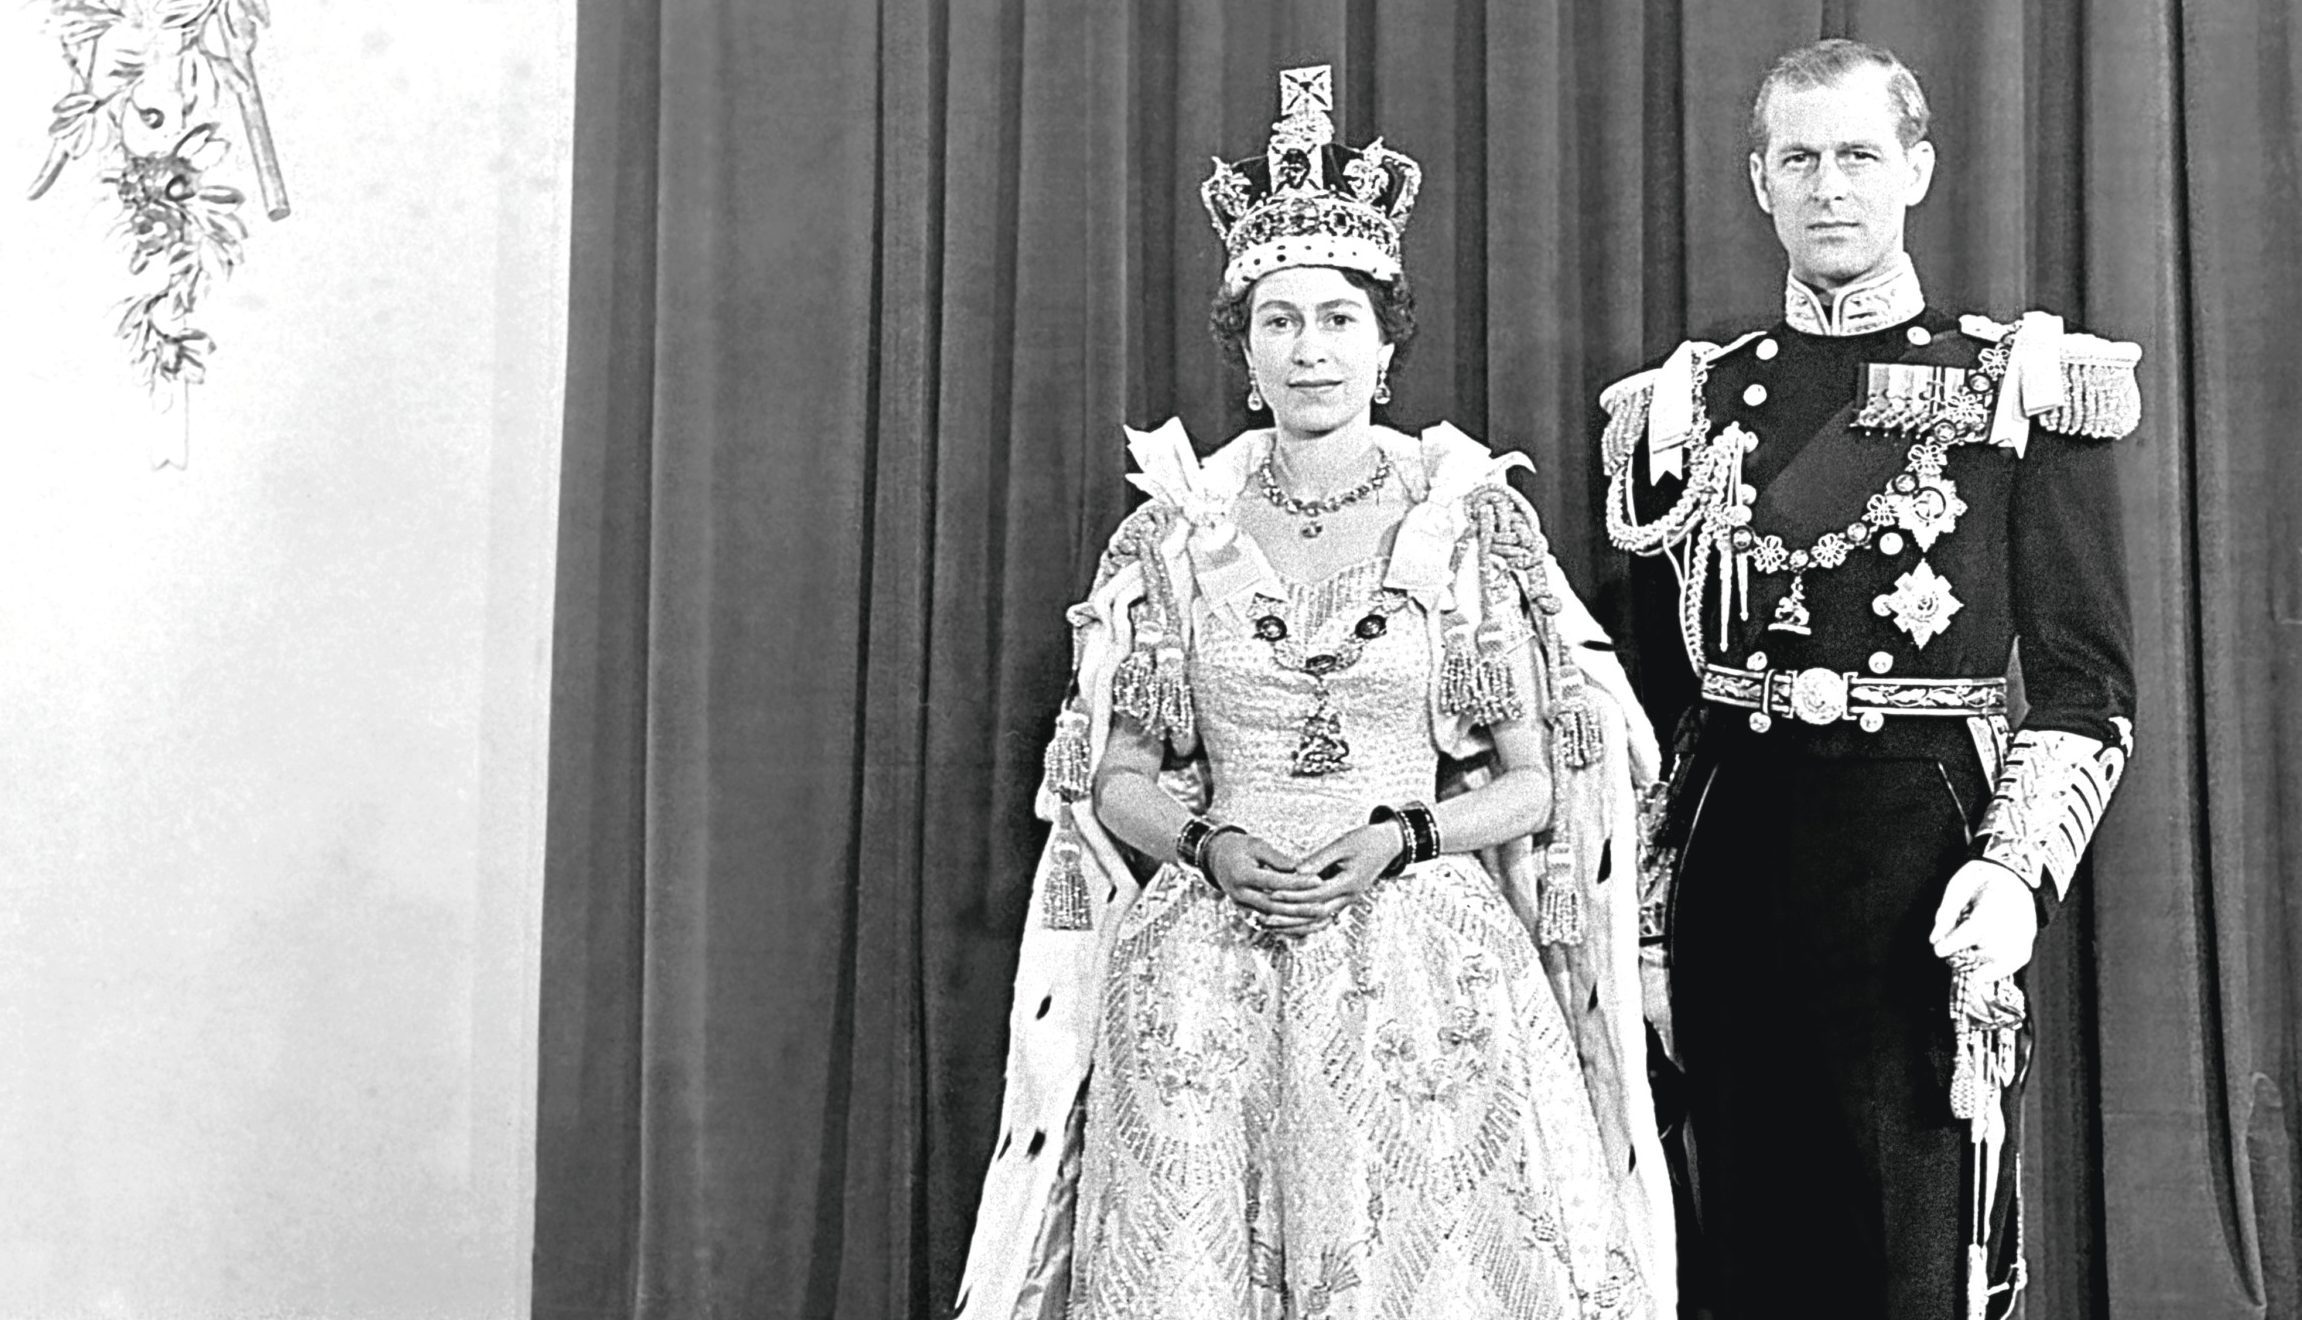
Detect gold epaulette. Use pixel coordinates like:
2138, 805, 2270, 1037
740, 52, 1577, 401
1598, 368, 1657, 477
1962, 313, 2142, 441
2037, 332, 2142, 440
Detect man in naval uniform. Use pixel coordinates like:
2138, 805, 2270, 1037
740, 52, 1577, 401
1600, 39, 2139, 1320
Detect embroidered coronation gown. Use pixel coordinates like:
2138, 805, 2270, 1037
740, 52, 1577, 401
1067, 546, 1642, 1320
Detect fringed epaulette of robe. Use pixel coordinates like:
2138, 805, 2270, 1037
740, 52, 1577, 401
1036, 500, 1189, 933
1959, 311, 2144, 450
1449, 483, 1611, 948
1099, 502, 1195, 746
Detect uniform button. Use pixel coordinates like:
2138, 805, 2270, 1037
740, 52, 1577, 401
1737, 483, 1757, 504
1756, 338, 1780, 361
1749, 711, 1774, 733
1878, 530, 1906, 556
1743, 430, 1762, 452
1907, 325, 1933, 346
1746, 652, 1769, 671
1743, 383, 1769, 407
1868, 651, 1894, 674
1858, 711, 1886, 733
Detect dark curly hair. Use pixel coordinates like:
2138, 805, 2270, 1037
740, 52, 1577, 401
1208, 266, 1418, 376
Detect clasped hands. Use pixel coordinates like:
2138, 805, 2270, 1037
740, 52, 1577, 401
1203, 824, 1403, 934
1206, 830, 2041, 964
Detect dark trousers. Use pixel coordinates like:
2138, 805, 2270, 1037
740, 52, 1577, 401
1668, 730, 2018, 1320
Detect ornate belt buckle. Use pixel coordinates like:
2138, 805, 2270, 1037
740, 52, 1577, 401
1788, 667, 1850, 725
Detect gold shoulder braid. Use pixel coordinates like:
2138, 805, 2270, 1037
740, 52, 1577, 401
1107, 504, 1196, 743
1463, 485, 1601, 761
1459, 484, 1596, 946
1093, 502, 1171, 593
1039, 501, 1187, 932
1441, 484, 1554, 724
1601, 348, 1737, 670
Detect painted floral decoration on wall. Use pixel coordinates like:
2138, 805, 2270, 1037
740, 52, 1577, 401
29, 0, 289, 467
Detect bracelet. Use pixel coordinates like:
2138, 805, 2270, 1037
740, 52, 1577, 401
1374, 810, 1413, 877
1175, 816, 1244, 877
1368, 801, 1441, 877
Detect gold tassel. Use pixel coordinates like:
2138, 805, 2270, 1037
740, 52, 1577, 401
1550, 660, 1601, 769
1469, 619, 1524, 724
1042, 705, 1093, 801
1042, 809, 1093, 930
1108, 502, 1197, 742
1555, 699, 1601, 770
1528, 579, 1563, 617
1949, 1036, 1979, 1122
1150, 644, 1195, 740
1538, 840, 1584, 945
1438, 621, 1480, 715
1111, 642, 1194, 742
1111, 645, 1159, 729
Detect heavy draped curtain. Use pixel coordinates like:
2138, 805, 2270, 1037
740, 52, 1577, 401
534, 3, 2301, 1316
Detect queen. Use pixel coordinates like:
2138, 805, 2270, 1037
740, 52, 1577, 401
958, 66, 1672, 1320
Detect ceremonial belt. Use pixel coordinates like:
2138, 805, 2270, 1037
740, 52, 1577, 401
1700, 662, 2007, 733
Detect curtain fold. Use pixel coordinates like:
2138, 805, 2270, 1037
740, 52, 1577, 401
534, 3, 2302, 1316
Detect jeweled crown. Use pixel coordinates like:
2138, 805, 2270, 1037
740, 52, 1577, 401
1201, 65, 1421, 296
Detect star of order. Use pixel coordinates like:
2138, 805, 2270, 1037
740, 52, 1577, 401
1898, 473, 1967, 551
1874, 559, 1963, 648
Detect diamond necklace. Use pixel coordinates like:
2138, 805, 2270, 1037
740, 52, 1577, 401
1255, 446, 1394, 539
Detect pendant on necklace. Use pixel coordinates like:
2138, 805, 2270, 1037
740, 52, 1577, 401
1300, 521, 1323, 539
1768, 572, 1813, 634
1290, 691, 1351, 776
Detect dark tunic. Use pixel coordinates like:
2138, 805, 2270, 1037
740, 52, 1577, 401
1622, 305, 2136, 1319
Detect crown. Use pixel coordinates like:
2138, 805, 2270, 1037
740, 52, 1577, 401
1200, 65, 1422, 297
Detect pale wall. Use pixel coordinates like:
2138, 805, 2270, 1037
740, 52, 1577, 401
0, 4, 570, 1316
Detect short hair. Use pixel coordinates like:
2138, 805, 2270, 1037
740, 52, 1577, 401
1747, 39, 1931, 158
